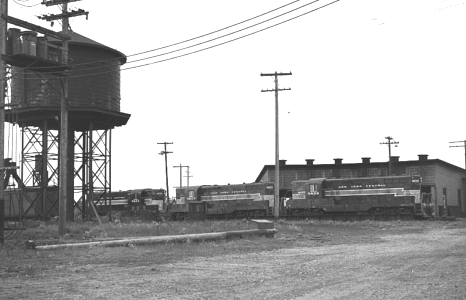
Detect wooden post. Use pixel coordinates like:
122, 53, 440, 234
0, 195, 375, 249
260, 72, 292, 219
58, 1, 69, 236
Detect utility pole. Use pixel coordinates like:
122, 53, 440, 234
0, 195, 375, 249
173, 164, 188, 188
184, 166, 192, 187
449, 140, 466, 216
449, 140, 466, 169
158, 142, 173, 207
261, 71, 292, 219
0, 0, 7, 246
0, 0, 87, 241
58, 0, 69, 237
380, 136, 399, 176
37, 0, 88, 236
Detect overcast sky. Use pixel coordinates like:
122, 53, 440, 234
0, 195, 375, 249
8, 0, 466, 198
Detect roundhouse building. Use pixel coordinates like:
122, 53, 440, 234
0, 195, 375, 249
255, 155, 465, 217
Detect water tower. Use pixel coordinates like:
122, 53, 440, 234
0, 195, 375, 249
4, 29, 130, 220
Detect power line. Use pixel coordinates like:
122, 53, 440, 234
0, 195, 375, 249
12, 0, 41, 8
30, 0, 339, 79
7, 0, 340, 108
18, 0, 340, 79
21, 0, 306, 71
116, 0, 322, 66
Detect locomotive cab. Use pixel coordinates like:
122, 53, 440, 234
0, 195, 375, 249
127, 190, 146, 209
288, 178, 325, 215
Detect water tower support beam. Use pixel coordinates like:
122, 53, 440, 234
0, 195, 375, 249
88, 128, 111, 216
74, 128, 110, 221
87, 124, 93, 220
41, 120, 49, 220
20, 125, 60, 219
80, 131, 87, 220
66, 129, 74, 220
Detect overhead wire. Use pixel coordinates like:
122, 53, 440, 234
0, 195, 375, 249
122, 0, 322, 66
121, 0, 341, 73
73, 0, 462, 78
17, 0, 306, 71
101, 0, 306, 61
5, 1, 344, 143
8, 0, 339, 105
12, 0, 41, 8
7, 0, 341, 112
13, 0, 464, 80
19, 0, 339, 80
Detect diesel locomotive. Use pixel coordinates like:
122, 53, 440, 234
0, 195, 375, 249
90, 175, 432, 221
168, 175, 432, 221
287, 175, 433, 220
95, 188, 166, 215
169, 182, 275, 220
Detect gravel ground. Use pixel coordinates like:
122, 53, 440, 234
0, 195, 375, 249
1, 219, 465, 299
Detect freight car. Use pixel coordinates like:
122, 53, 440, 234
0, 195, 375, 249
287, 175, 433, 220
169, 182, 275, 220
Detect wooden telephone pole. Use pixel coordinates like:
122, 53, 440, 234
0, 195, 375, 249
0, 0, 88, 241
261, 71, 292, 219
184, 166, 192, 187
173, 164, 188, 188
449, 140, 466, 216
449, 140, 466, 170
36, 0, 88, 236
158, 142, 173, 207
380, 136, 399, 176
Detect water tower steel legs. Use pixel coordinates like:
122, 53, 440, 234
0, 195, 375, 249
80, 131, 87, 220
17, 122, 111, 222
20, 123, 60, 220
41, 120, 48, 220
66, 129, 74, 221
87, 127, 93, 221
74, 125, 111, 221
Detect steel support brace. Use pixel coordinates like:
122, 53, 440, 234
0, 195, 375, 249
74, 126, 111, 221
20, 124, 59, 220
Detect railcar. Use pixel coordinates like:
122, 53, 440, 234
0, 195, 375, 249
169, 182, 275, 220
287, 175, 433, 220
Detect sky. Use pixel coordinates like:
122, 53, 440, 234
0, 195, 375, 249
7, 0, 466, 198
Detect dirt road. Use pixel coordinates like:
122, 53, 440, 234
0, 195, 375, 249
1, 220, 465, 299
